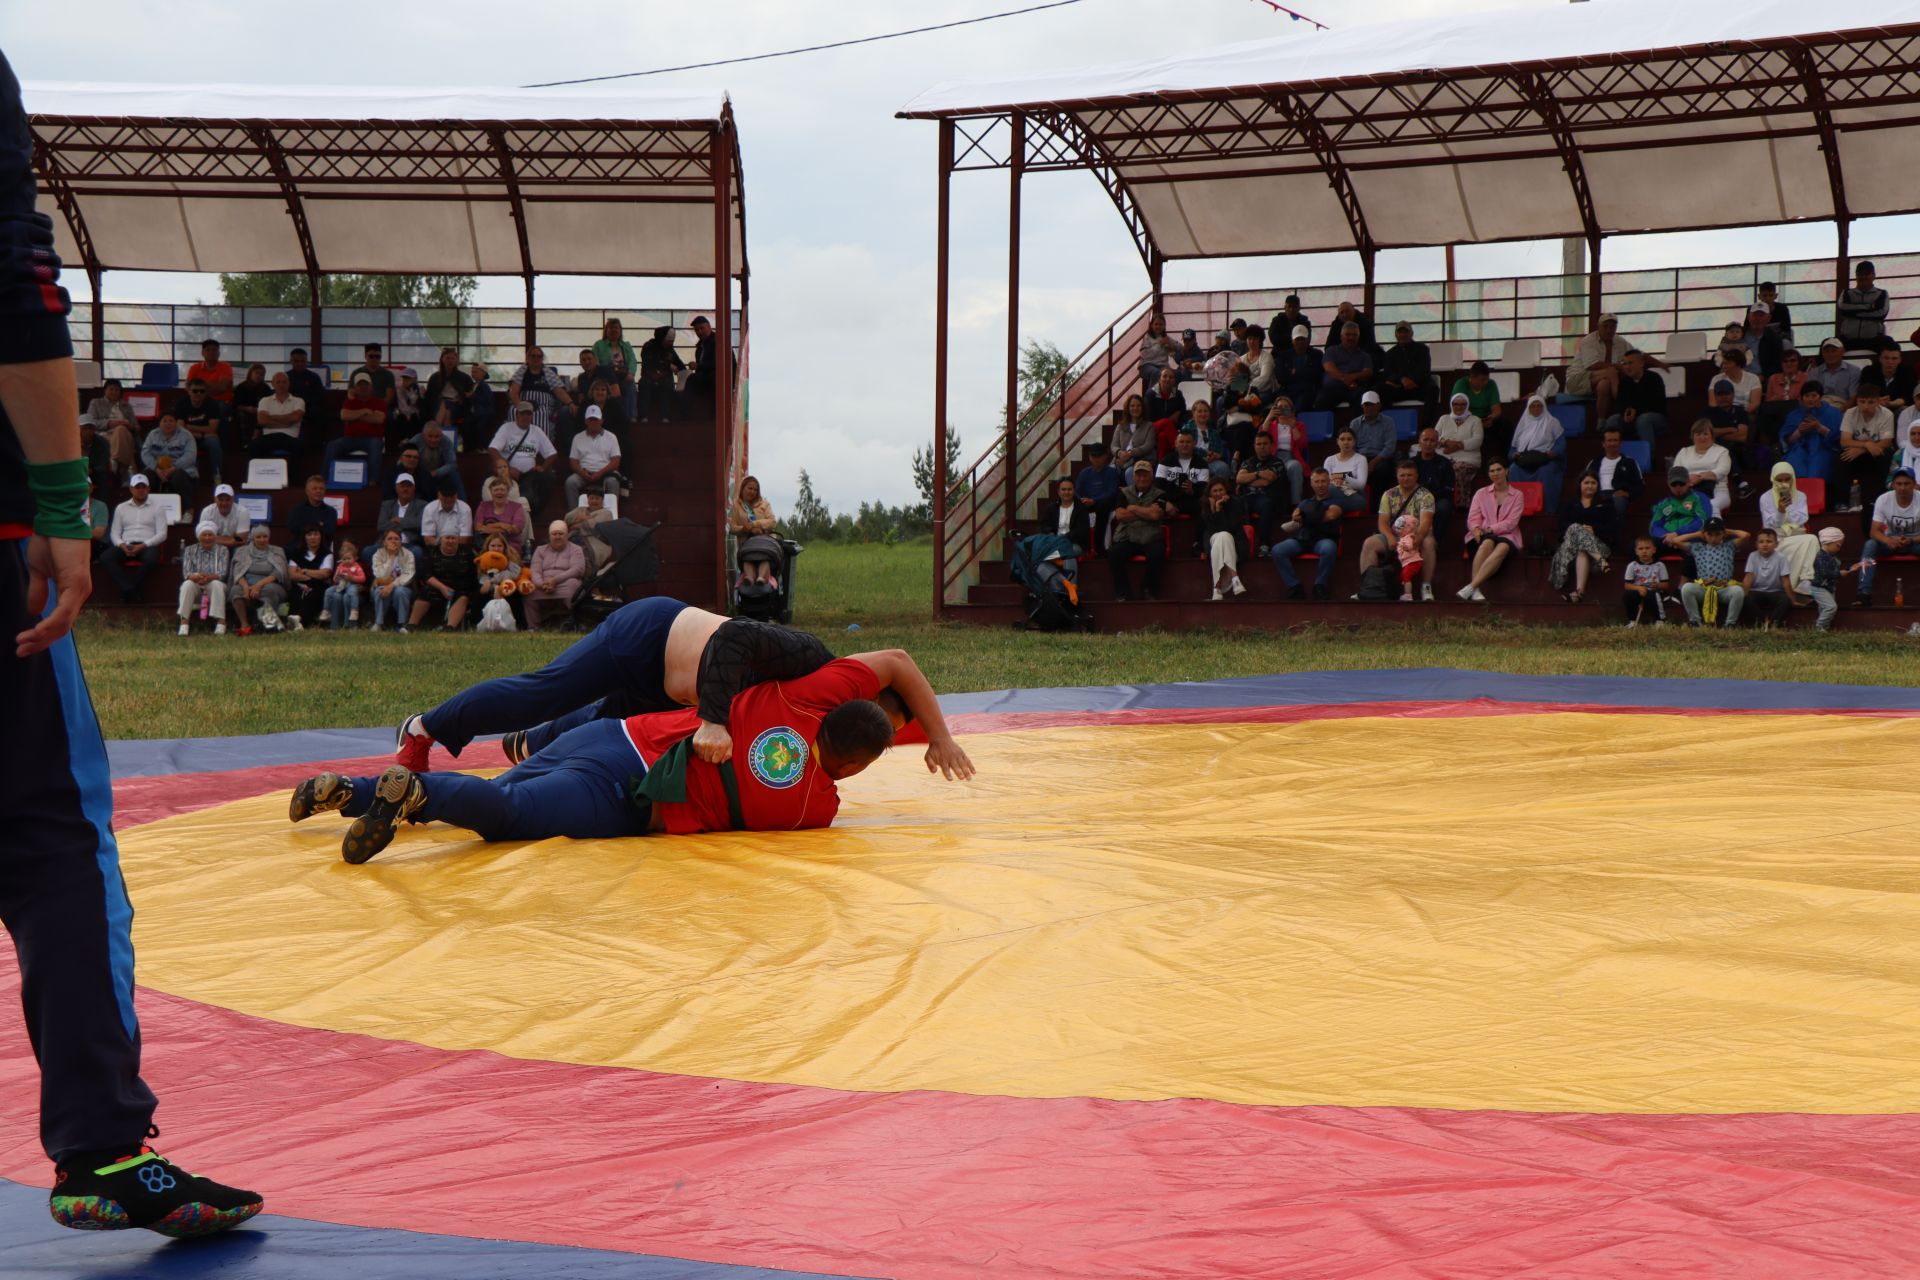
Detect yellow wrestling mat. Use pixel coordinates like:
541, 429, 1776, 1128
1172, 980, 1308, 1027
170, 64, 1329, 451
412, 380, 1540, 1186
119, 714, 1920, 1114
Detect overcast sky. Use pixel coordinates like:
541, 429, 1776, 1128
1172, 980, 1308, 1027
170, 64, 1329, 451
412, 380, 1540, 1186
5, 0, 1907, 514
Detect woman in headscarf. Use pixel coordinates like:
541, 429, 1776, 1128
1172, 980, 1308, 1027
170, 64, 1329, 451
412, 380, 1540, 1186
1435, 391, 1483, 508
1760, 459, 1821, 587
1507, 393, 1566, 502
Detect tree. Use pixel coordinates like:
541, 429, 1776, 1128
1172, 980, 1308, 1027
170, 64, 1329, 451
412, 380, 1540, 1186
1011, 339, 1077, 436
789, 469, 832, 541
910, 428, 964, 516
217, 273, 478, 309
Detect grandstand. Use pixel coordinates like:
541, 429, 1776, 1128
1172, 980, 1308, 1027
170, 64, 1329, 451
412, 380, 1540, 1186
900, 3, 1920, 630
28, 84, 747, 613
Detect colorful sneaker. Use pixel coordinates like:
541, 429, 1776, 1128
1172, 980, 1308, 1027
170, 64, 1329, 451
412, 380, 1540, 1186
50, 1138, 262, 1238
342, 766, 426, 864
289, 771, 353, 823
395, 713, 434, 771
501, 729, 531, 765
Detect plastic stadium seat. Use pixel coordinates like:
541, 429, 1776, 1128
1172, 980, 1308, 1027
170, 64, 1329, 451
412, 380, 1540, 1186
1620, 440, 1653, 471
1428, 340, 1465, 370
1662, 332, 1708, 364
1496, 339, 1539, 370
1557, 404, 1588, 438
1301, 410, 1335, 443
1512, 481, 1545, 516
1491, 370, 1521, 402
1798, 477, 1826, 515
1344, 491, 1371, 519
140, 362, 180, 390
1387, 407, 1421, 441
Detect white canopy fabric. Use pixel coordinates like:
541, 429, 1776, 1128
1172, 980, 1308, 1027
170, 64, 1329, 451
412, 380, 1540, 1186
900, 0, 1920, 259
27, 82, 745, 280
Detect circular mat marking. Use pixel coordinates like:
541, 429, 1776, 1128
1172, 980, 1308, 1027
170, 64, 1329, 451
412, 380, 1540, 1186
117, 712, 1920, 1114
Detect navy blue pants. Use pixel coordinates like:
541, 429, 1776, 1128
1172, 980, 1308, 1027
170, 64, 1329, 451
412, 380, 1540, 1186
420, 597, 688, 756
0, 543, 157, 1163
345, 720, 650, 842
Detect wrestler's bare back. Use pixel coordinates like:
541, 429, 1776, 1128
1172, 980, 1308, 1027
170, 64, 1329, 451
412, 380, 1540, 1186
660, 604, 729, 708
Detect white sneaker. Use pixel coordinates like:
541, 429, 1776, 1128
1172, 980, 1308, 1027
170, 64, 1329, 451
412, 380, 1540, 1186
1210, 590, 1224, 602
1420, 584, 1435, 603
177, 622, 190, 637
1399, 589, 1413, 602
214, 622, 227, 635
1455, 584, 1475, 601
1471, 587, 1487, 602
1626, 620, 1639, 629
289, 615, 304, 632
1230, 575, 1247, 596
370, 623, 384, 632
260, 611, 280, 632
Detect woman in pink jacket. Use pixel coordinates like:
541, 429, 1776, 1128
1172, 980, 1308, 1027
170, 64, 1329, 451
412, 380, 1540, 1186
524, 520, 587, 630
1457, 459, 1526, 601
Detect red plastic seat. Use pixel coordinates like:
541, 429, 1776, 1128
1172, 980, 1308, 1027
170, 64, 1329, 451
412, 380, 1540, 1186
1798, 477, 1826, 515
1512, 481, 1544, 516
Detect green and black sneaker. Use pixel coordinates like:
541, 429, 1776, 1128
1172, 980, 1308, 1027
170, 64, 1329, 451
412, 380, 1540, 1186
341, 765, 426, 864
50, 1136, 262, 1238
289, 771, 353, 823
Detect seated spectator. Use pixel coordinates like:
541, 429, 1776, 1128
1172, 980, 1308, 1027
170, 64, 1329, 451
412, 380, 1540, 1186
475, 475, 529, 553
1349, 391, 1399, 496
1674, 420, 1734, 515
412, 533, 480, 630
567, 406, 623, 507
1155, 428, 1210, 522
1621, 536, 1670, 626
1506, 394, 1566, 501
85, 377, 139, 475
510, 345, 574, 440
232, 362, 270, 449
420, 479, 474, 547
286, 474, 340, 547
1144, 366, 1187, 425
100, 475, 167, 602
594, 318, 640, 420
1548, 473, 1619, 603
1235, 430, 1290, 552
1321, 300, 1378, 354
369, 528, 417, 632
566, 488, 616, 547
1378, 321, 1434, 413
1813, 338, 1861, 408
1783, 380, 1842, 482
322, 538, 366, 629
1759, 460, 1821, 589
1650, 466, 1712, 564
1717, 321, 1751, 373
1137, 314, 1179, 391
1410, 428, 1457, 533
1758, 348, 1808, 446
197, 483, 247, 547
1874, 346, 1916, 414
1241, 325, 1278, 404
1255, 396, 1308, 490
326, 371, 389, 485
356, 342, 397, 405
1279, 325, 1323, 411
186, 337, 235, 402
228, 523, 291, 634
287, 525, 333, 629
1837, 260, 1889, 350
1068, 440, 1121, 550
286, 348, 328, 427
253, 372, 306, 459
1674, 517, 1751, 626
1271, 466, 1344, 600
1757, 282, 1794, 345
487, 459, 535, 529
376, 472, 427, 550
1809, 526, 1866, 630
1109, 393, 1156, 470
1358, 459, 1436, 602
1451, 361, 1506, 452
406, 419, 462, 499
139, 413, 198, 500
1174, 327, 1207, 375
392, 368, 425, 441
1107, 461, 1168, 602
1602, 349, 1669, 445
1702, 378, 1756, 484
583, 377, 630, 452
475, 532, 530, 628
1228, 317, 1250, 354
1436, 392, 1485, 507
1314, 322, 1374, 411
1839, 381, 1896, 516
176, 521, 229, 636
728, 474, 775, 538
489, 400, 559, 516
1044, 477, 1092, 563
638, 325, 685, 424
1742, 527, 1796, 630
1192, 400, 1234, 483
1858, 467, 1920, 605
80, 418, 114, 495
1744, 304, 1784, 378
1897, 418, 1920, 478
526, 520, 589, 629
1198, 480, 1249, 600
171, 378, 228, 483
1458, 461, 1525, 601
1582, 427, 1643, 521
1270, 295, 1313, 346
469, 363, 498, 438
1323, 428, 1370, 515
1567, 314, 1628, 420
424, 348, 474, 435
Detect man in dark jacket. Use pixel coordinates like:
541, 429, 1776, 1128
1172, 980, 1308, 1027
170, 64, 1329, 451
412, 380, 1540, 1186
1378, 321, 1434, 415
1582, 426, 1645, 521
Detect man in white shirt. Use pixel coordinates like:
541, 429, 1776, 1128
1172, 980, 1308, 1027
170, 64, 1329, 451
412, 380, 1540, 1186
253, 371, 306, 459
99, 474, 169, 602
565, 405, 623, 507
196, 483, 248, 547
1566, 314, 1628, 419
418, 480, 474, 546
489, 401, 558, 515
1858, 468, 1920, 605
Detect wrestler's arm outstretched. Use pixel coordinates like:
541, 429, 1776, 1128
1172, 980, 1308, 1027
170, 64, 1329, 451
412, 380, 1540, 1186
845, 649, 975, 782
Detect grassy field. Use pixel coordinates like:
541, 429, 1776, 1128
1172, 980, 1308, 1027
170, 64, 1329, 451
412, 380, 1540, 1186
77, 537, 1916, 740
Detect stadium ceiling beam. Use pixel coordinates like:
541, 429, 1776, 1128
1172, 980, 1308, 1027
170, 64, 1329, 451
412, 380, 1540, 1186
488, 127, 537, 348
1515, 71, 1602, 329
1267, 92, 1378, 312
1024, 110, 1155, 280
29, 135, 103, 364
1790, 44, 1853, 295
250, 125, 324, 354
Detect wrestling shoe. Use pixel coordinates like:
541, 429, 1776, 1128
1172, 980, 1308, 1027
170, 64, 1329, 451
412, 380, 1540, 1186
395, 712, 433, 770
342, 765, 426, 865
501, 729, 532, 765
51, 1134, 262, 1238
289, 771, 352, 823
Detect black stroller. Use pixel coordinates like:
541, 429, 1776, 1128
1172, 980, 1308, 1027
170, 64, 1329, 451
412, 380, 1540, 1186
568, 518, 661, 630
734, 534, 799, 624
1010, 532, 1092, 632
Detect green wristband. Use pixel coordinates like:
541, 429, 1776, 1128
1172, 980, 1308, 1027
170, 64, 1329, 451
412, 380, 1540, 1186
27, 457, 93, 541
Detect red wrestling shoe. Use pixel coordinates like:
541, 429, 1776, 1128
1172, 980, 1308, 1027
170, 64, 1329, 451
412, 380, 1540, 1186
395, 713, 434, 771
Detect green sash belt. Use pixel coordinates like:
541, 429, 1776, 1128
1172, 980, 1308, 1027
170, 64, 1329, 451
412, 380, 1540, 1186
628, 737, 745, 831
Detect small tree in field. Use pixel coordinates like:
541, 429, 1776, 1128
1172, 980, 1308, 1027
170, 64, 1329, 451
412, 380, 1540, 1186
789, 469, 832, 541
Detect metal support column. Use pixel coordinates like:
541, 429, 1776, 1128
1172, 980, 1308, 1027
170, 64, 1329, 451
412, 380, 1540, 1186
1587, 233, 1603, 331
1147, 247, 1164, 319
1003, 112, 1025, 553
933, 118, 954, 620
88, 267, 104, 367
1362, 248, 1377, 320
712, 126, 735, 612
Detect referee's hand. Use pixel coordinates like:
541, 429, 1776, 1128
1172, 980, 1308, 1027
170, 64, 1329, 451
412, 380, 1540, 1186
16, 534, 90, 657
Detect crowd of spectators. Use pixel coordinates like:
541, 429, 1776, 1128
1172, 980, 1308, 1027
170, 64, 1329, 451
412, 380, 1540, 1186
1053, 267, 1920, 626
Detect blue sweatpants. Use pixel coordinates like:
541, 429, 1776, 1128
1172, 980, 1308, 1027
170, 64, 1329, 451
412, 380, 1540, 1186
419, 597, 688, 755
345, 720, 650, 842
1, 542, 157, 1162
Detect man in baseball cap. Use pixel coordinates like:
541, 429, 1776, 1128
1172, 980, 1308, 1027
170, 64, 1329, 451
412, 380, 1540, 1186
102, 473, 167, 603
197, 482, 246, 547
1107, 459, 1168, 601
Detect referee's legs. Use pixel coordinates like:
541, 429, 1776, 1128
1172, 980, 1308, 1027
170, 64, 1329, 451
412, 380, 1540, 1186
0, 543, 157, 1163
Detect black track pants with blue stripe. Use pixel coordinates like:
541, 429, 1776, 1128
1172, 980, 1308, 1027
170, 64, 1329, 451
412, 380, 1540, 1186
0, 542, 157, 1163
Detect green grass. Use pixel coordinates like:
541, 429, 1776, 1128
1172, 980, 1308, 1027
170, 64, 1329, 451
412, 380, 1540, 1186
77, 537, 1916, 740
